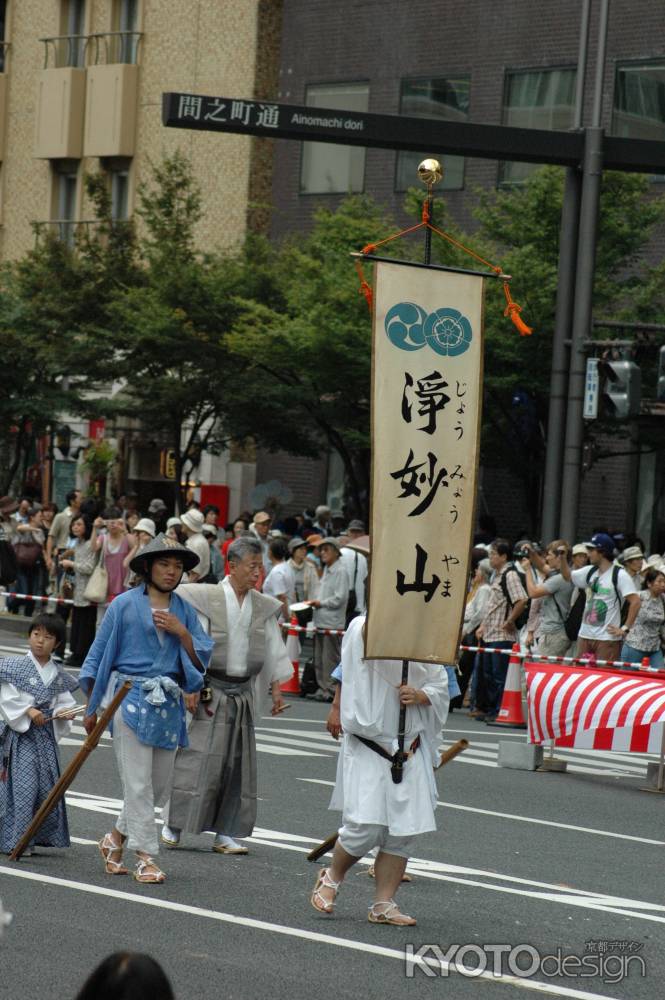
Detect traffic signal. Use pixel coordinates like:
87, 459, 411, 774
599, 359, 641, 419
658, 346, 665, 402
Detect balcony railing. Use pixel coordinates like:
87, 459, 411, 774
33, 219, 133, 247
40, 31, 143, 69
32, 219, 98, 247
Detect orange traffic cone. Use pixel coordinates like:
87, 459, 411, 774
280, 615, 301, 694
486, 643, 527, 729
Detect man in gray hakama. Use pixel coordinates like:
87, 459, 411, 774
162, 537, 292, 854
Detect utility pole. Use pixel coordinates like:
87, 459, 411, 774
540, 0, 591, 542
559, 0, 610, 542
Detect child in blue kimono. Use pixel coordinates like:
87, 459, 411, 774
0, 613, 78, 855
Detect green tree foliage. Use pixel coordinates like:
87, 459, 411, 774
227, 196, 405, 515
107, 152, 257, 510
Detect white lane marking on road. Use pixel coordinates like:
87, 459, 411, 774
256, 743, 328, 757
298, 777, 665, 845
241, 834, 665, 922
256, 726, 338, 742
0, 865, 627, 1000
254, 725, 645, 776
256, 732, 339, 753
70, 724, 111, 740
61, 789, 664, 922
439, 740, 650, 774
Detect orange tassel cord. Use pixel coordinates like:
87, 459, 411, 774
354, 207, 533, 336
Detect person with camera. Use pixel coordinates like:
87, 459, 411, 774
559, 532, 640, 662
521, 541, 574, 658
474, 539, 528, 722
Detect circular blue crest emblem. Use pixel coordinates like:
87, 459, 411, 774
424, 307, 473, 357
384, 301, 427, 351
385, 302, 472, 356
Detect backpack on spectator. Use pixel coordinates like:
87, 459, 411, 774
564, 565, 625, 641
499, 564, 530, 631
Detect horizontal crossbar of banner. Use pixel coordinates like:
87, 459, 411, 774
349, 253, 510, 281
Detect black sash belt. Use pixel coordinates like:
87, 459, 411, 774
353, 734, 421, 784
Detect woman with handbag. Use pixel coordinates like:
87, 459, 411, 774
9, 506, 46, 617
91, 509, 131, 610
59, 515, 98, 667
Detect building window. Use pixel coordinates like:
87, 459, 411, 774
51, 160, 79, 245
300, 82, 369, 195
499, 67, 576, 186
103, 157, 131, 220
112, 0, 140, 64
60, 0, 86, 68
395, 77, 470, 192
613, 62, 665, 142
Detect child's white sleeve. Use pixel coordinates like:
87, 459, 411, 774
51, 691, 77, 741
0, 683, 34, 733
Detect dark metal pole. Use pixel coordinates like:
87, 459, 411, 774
424, 185, 433, 266
540, 0, 591, 541
559, 0, 610, 541
540, 169, 582, 541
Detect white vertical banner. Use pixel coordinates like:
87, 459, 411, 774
366, 260, 484, 663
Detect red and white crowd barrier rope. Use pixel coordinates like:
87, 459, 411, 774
0, 591, 110, 608
1, 598, 660, 676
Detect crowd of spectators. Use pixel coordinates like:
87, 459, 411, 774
0, 495, 366, 697
460, 519, 665, 721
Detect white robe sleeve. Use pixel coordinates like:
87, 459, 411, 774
252, 617, 295, 709
0, 684, 77, 740
420, 664, 451, 767
0, 683, 34, 733
264, 617, 294, 684
51, 691, 78, 741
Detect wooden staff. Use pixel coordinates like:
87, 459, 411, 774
434, 738, 469, 769
307, 736, 469, 862
10, 680, 132, 861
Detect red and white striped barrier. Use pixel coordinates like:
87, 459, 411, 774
0, 591, 76, 606
0, 591, 110, 608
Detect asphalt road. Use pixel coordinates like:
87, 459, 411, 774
0, 626, 663, 1000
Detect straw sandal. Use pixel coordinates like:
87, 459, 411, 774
310, 868, 341, 914
368, 900, 417, 926
98, 833, 129, 876
134, 855, 165, 884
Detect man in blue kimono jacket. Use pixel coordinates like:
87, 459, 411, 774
80, 535, 213, 884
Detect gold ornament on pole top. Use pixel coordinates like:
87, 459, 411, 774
417, 157, 443, 186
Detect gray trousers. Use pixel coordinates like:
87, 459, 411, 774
167, 678, 257, 837
313, 632, 342, 696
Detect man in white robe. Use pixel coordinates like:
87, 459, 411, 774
311, 614, 449, 925
161, 536, 293, 854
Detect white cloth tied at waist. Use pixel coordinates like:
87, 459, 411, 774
114, 673, 182, 706
140, 675, 181, 705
